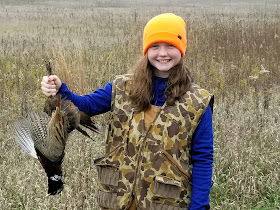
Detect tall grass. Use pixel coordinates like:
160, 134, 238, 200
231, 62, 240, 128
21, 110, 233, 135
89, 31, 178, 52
0, 1, 279, 209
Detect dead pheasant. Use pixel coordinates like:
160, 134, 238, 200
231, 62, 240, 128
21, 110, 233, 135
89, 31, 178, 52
14, 62, 98, 195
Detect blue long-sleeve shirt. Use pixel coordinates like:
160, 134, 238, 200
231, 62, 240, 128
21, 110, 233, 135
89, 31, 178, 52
58, 76, 213, 209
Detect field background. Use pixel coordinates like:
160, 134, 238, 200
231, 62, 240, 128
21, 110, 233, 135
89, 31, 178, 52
0, 0, 279, 209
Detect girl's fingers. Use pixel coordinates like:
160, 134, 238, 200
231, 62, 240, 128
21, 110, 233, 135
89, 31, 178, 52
41, 86, 57, 96
42, 76, 49, 81
47, 75, 62, 90
41, 81, 56, 89
48, 80, 55, 85
41, 75, 62, 96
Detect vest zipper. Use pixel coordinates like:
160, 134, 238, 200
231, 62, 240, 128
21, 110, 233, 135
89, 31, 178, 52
160, 149, 191, 180
131, 108, 164, 208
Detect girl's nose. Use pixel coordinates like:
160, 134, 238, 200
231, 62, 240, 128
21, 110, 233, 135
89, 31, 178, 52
158, 46, 168, 56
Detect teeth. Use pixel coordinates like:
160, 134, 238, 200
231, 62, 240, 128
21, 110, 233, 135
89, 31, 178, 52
158, 59, 170, 62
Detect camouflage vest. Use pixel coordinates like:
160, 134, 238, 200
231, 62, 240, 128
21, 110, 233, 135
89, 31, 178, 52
94, 74, 213, 210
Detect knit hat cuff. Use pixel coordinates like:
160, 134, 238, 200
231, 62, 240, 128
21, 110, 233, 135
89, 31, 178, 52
143, 31, 187, 57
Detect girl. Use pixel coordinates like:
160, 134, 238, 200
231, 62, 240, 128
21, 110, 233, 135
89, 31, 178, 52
41, 13, 213, 210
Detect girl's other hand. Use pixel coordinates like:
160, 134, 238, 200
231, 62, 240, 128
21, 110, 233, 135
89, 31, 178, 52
41, 75, 62, 96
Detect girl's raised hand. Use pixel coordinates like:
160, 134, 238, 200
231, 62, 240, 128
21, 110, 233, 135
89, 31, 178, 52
41, 75, 62, 96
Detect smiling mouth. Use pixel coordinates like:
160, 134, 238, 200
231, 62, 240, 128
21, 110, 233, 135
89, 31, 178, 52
157, 59, 171, 63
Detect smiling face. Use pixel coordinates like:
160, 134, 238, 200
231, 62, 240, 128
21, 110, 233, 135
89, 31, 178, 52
147, 42, 182, 78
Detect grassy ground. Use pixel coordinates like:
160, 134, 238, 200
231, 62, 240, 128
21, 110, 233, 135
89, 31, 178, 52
0, 1, 279, 209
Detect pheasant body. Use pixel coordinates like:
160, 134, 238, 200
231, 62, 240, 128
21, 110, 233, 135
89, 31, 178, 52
14, 63, 98, 195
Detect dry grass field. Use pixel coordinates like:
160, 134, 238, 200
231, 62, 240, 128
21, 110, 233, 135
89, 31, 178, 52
0, 0, 279, 209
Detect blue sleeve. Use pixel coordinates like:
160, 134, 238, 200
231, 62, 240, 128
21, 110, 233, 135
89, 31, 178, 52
58, 82, 113, 116
189, 105, 213, 210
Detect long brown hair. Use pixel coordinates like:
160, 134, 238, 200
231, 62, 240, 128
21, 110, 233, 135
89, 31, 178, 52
129, 55, 192, 111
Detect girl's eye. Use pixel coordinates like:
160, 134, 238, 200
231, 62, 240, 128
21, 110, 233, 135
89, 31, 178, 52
168, 44, 175, 48
150, 45, 158, 48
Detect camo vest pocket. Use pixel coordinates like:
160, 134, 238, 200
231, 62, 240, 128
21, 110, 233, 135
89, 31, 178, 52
97, 190, 117, 209
97, 166, 120, 187
94, 143, 125, 209
147, 150, 191, 208
154, 175, 182, 198
94, 142, 124, 190
151, 175, 189, 208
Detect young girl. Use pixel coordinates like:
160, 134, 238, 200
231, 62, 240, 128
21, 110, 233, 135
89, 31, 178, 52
41, 13, 213, 210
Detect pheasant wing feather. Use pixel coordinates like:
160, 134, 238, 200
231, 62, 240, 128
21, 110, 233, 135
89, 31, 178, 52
27, 111, 49, 147
14, 119, 37, 159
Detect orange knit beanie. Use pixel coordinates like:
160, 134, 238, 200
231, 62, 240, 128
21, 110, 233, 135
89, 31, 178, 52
143, 13, 187, 57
